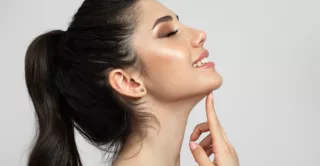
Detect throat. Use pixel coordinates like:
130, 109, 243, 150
114, 110, 190, 166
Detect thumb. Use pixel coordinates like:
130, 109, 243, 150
189, 141, 214, 166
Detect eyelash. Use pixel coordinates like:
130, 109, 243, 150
166, 29, 178, 37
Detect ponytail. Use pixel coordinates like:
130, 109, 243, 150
25, 30, 82, 166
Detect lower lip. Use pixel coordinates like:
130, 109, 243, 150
196, 62, 215, 69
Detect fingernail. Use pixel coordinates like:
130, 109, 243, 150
189, 141, 198, 150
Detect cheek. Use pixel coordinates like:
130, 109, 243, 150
141, 46, 196, 96
144, 46, 190, 76
134, 37, 196, 98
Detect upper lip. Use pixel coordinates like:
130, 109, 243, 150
192, 49, 209, 65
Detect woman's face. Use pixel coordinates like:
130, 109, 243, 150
133, 0, 222, 101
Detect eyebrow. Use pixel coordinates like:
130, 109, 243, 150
152, 15, 179, 30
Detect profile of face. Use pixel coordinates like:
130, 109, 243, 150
135, 0, 223, 99
111, 0, 222, 104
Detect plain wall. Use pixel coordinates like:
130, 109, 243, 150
0, 0, 319, 165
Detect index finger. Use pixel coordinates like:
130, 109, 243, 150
205, 92, 224, 144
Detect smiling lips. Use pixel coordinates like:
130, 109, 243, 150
192, 49, 215, 68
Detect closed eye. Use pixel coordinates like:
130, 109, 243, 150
166, 29, 178, 37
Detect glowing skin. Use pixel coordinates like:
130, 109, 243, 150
133, 1, 222, 102
109, 0, 223, 166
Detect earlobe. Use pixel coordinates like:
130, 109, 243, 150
108, 69, 146, 98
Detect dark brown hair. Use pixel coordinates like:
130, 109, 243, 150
24, 0, 157, 165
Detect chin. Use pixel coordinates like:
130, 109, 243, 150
211, 74, 223, 91
202, 72, 223, 93
190, 75, 223, 100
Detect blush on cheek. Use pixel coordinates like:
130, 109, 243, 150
164, 49, 189, 64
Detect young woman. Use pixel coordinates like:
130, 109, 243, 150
24, 0, 239, 165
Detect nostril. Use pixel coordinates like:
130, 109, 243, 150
199, 38, 205, 45
198, 32, 206, 45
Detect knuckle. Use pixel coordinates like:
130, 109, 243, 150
222, 146, 232, 154
195, 122, 207, 130
219, 142, 233, 154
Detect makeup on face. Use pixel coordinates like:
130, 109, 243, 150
192, 49, 215, 69
152, 15, 180, 38
152, 15, 179, 30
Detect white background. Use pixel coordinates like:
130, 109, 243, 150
0, 0, 319, 165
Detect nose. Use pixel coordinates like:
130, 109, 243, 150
190, 28, 207, 48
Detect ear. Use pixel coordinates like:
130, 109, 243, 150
108, 69, 146, 98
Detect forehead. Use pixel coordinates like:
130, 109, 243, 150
136, 0, 176, 30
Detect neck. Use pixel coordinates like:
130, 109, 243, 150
114, 95, 202, 166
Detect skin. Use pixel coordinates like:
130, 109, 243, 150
108, 0, 233, 166
189, 93, 240, 166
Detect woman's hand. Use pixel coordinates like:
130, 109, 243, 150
189, 93, 240, 166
